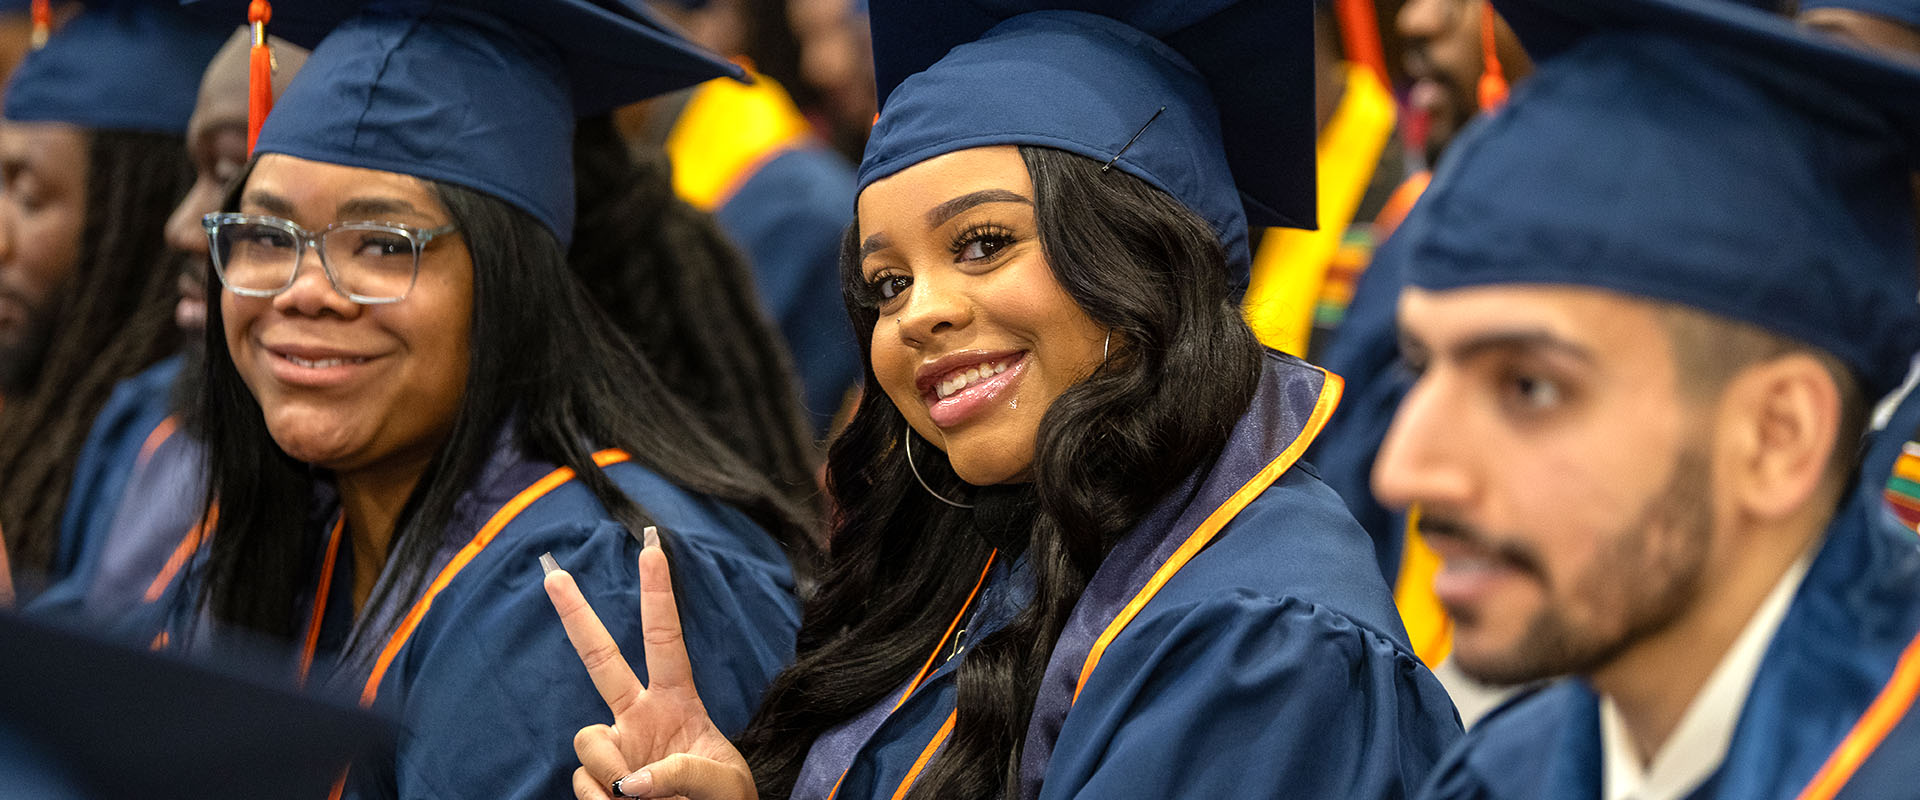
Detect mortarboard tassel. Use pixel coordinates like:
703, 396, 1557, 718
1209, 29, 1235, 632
29, 0, 50, 49
1476, 2, 1510, 110
247, 0, 273, 154
1334, 0, 1389, 91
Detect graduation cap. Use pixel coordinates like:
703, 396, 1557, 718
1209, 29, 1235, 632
859, 0, 1318, 280
184, 0, 744, 246
2, 0, 229, 134
1390, 0, 1920, 400
0, 611, 391, 800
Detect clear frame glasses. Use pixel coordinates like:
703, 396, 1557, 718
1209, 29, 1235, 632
202, 212, 460, 304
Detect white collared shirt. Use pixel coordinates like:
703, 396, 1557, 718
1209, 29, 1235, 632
1599, 552, 1814, 800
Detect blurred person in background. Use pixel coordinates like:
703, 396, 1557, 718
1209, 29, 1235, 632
0, 0, 225, 599
637, 0, 865, 437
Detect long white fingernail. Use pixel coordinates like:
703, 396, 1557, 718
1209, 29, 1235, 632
539, 552, 560, 575
642, 525, 659, 550
612, 768, 652, 797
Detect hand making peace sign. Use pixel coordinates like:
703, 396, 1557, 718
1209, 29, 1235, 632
543, 528, 760, 800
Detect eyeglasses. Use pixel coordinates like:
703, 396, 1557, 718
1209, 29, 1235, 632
202, 213, 460, 304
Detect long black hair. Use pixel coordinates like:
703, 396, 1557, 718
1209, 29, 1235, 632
736, 146, 1265, 799
193, 171, 818, 656
569, 114, 821, 515
0, 130, 189, 575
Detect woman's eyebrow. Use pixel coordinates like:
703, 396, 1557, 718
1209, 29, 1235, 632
239, 190, 296, 216
924, 189, 1031, 228
859, 231, 894, 260
338, 197, 426, 219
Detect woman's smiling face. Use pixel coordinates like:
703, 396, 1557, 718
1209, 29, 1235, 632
856, 146, 1108, 486
221, 153, 473, 476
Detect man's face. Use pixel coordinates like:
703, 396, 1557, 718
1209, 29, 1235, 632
163, 53, 253, 335
0, 120, 87, 395
1396, 0, 1531, 166
1373, 285, 1719, 685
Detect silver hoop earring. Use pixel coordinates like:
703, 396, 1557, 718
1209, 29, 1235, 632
905, 429, 975, 509
1103, 331, 1111, 363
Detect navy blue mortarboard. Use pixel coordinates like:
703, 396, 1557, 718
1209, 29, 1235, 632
1393, 0, 1920, 399
2, 1, 229, 133
1488, 0, 1920, 132
859, 1, 1317, 279
187, 0, 743, 246
0, 611, 392, 800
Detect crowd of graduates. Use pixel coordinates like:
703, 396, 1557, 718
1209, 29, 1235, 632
0, 0, 1917, 798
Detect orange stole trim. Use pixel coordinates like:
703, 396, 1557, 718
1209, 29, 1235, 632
136, 416, 179, 468
1071, 370, 1346, 703
1794, 625, 1920, 800
326, 450, 631, 800
1374, 171, 1431, 241
828, 551, 998, 800
145, 505, 219, 603
299, 516, 346, 687
357, 448, 632, 706
891, 711, 957, 800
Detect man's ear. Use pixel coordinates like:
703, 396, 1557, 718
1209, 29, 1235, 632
1715, 353, 1844, 523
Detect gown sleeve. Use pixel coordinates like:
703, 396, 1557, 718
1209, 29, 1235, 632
1039, 591, 1462, 800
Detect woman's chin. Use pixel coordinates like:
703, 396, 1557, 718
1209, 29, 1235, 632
265, 417, 366, 470
948, 455, 1034, 488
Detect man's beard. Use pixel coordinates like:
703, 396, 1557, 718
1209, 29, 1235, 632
1455, 443, 1716, 686
0, 292, 60, 397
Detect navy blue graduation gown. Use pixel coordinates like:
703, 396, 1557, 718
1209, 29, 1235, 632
1417, 489, 1920, 800
1306, 229, 1414, 583
713, 146, 861, 433
30, 354, 210, 637
162, 438, 800, 800
794, 352, 1461, 800
28, 355, 182, 613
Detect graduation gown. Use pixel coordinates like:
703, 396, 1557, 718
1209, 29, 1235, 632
28, 355, 183, 614
792, 351, 1462, 800
163, 436, 801, 800
1416, 488, 1920, 800
665, 74, 862, 432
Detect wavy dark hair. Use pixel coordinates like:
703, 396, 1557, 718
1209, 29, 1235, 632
570, 115, 821, 515
191, 171, 817, 662
0, 130, 189, 576
736, 146, 1264, 799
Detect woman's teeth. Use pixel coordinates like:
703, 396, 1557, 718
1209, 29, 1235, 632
285, 354, 369, 369
936, 359, 1011, 400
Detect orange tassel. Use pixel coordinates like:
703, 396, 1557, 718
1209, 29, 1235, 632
247, 0, 274, 154
29, 0, 50, 49
1476, 2, 1510, 111
1333, 0, 1389, 91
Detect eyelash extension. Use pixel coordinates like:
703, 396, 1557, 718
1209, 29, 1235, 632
854, 271, 901, 309
946, 221, 1017, 256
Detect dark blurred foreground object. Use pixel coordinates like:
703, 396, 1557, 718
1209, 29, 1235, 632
0, 611, 392, 800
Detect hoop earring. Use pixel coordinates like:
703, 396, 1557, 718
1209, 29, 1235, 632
1103, 331, 1111, 363
905, 429, 975, 509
